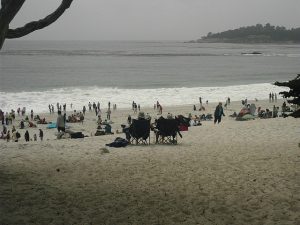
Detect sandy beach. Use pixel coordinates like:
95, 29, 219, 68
0, 99, 299, 225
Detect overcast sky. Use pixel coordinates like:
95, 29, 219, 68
10, 0, 300, 41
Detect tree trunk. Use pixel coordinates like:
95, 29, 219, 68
0, 0, 73, 50
0, 0, 25, 48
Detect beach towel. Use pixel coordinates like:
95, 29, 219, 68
47, 123, 57, 129
236, 114, 255, 121
106, 137, 129, 148
70, 132, 84, 139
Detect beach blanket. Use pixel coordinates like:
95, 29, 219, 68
47, 123, 57, 129
106, 137, 129, 148
236, 114, 256, 121
47, 123, 70, 129
70, 132, 84, 139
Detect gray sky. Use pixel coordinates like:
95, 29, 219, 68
11, 0, 300, 41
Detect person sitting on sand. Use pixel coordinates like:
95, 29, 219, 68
167, 113, 173, 119
95, 125, 105, 136
28, 121, 37, 128
104, 124, 113, 134
190, 117, 202, 126
34, 114, 41, 121
145, 113, 151, 120
12, 130, 18, 142
97, 115, 102, 125
11, 125, 16, 133
123, 112, 146, 141
37, 117, 48, 124
229, 112, 237, 118
199, 105, 206, 111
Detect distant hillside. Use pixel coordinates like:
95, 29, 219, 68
191, 23, 300, 43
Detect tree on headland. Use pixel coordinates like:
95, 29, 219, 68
0, 0, 73, 50
275, 74, 300, 118
197, 23, 300, 43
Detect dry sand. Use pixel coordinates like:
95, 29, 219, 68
0, 99, 299, 225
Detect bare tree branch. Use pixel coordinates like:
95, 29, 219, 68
6, 0, 73, 39
0, 0, 25, 48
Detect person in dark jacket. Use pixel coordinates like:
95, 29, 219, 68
39, 129, 44, 141
214, 102, 225, 124
24, 130, 30, 142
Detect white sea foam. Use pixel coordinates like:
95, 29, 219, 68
0, 83, 288, 113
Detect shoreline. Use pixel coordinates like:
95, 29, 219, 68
0, 81, 287, 114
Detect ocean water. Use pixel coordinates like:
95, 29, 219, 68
0, 40, 299, 113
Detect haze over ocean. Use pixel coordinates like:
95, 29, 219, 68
0, 40, 299, 112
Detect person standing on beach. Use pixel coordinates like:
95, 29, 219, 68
6, 130, 10, 142
56, 111, 65, 132
24, 130, 30, 142
30, 109, 34, 120
12, 130, 19, 142
159, 105, 163, 115
214, 102, 225, 124
106, 108, 111, 120
39, 129, 44, 141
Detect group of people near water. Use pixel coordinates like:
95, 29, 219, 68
2, 93, 294, 143
269, 92, 277, 103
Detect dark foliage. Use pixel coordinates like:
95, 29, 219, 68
274, 74, 300, 106
201, 23, 300, 43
